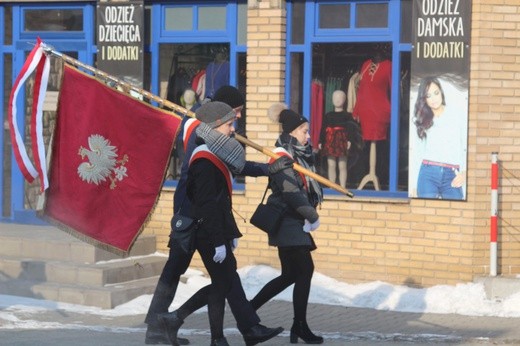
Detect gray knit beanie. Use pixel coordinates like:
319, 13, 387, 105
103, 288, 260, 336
195, 101, 236, 128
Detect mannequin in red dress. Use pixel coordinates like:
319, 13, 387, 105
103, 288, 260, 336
319, 90, 351, 188
352, 47, 391, 190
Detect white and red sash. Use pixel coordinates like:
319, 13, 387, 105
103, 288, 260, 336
190, 144, 233, 198
183, 118, 201, 152
8, 37, 51, 191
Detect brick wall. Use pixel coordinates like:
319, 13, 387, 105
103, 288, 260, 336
144, 0, 520, 287
470, 0, 520, 276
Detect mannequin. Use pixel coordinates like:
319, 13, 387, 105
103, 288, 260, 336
205, 52, 230, 99
173, 89, 198, 178
352, 46, 392, 190
319, 90, 351, 188
183, 88, 197, 110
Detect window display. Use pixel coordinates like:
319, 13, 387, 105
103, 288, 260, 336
158, 43, 246, 181
307, 43, 406, 190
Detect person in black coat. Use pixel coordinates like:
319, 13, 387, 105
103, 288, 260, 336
184, 102, 240, 346
250, 104, 324, 344
146, 92, 282, 346
158, 102, 283, 346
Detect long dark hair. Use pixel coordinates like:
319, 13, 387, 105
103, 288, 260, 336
413, 77, 446, 139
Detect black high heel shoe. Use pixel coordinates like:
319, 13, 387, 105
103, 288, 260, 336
290, 320, 323, 344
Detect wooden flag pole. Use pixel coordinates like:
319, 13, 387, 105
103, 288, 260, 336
237, 135, 353, 197
41, 43, 354, 198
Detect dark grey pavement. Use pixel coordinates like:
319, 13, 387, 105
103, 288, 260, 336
1, 299, 519, 345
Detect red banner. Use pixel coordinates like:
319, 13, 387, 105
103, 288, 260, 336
42, 64, 181, 254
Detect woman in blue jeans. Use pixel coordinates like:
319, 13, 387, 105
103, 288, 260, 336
412, 76, 466, 200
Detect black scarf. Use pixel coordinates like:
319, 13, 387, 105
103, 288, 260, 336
275, 133, 323, 206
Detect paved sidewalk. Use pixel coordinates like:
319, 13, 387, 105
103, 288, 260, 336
1, 299, 519, 345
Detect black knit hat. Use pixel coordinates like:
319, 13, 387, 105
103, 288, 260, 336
195, 101, 236, 129
213, 85, 244, 109
279, 109, 308, 133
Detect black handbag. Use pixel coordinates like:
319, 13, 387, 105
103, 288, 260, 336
250, 185, 285, 235
170, 213, 202, 254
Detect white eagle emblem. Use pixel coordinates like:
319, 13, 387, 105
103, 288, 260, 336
77, 134, 128, 189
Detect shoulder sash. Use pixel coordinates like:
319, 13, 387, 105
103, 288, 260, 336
190, 144, 233, 197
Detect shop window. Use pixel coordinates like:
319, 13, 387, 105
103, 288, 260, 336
143, 51, 151, 93
289, 53, 304, 113
144, 5, 151, 46
3, 6, 12, 45
198, 6, 226, 30
164, 5, 227, 32
311, 42, 396, 191
356, 3, 388, 28
286, 0, 411, 196
319, 4, 350, 29
236, 52, 247, 136
24, 9, 83, 32
307, 42, 410, 193
237, 3, 247, 45
291, 1, 306, 44
159, 43, 231, 180
400, 0, 413, 43
164, 7, 192, 31
398, 51, 411, 191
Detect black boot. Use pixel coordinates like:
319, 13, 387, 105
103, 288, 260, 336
210, 337, 230, 346
158, 311, 187, 346
146, 319, 190, 345
145, 323, 170, 344
242, 324, 284, 346
290, 320, 323, 344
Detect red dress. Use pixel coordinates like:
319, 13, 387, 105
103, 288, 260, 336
319, 111, 350, 157
352, 59, 391, 141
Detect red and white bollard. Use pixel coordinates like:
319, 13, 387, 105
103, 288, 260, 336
490, 152, 498, 277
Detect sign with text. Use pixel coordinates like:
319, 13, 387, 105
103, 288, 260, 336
97, 0, 144, 87
408, 0, 471, 201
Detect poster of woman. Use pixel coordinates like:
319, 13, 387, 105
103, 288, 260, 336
408, 0, 471, 200
409, 75, 468, 200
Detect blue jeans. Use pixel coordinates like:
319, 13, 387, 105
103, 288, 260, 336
417, 163, 463, 200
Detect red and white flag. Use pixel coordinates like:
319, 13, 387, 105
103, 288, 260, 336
42, 64, 181, 253
8, 37, 50, 191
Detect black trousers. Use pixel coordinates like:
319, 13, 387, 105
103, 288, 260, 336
196, 240, 237, 340
176, 268, 260, 333
250, 246, 314, 322
145, 241, 193, 325
145, 240, 261, 333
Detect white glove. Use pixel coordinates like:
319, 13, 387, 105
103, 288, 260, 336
213, 245, 227, 263
303, 219, 320, 233
231, 238, 238, 252
303, 220, 312, 233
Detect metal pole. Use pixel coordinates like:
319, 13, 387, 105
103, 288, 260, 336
490, 152, 498, 277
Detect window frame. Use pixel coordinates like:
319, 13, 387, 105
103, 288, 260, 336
286, 0, 412, 199
314, 1, 392, 37
150, 1, 246, 190
19, 5, 87, 39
